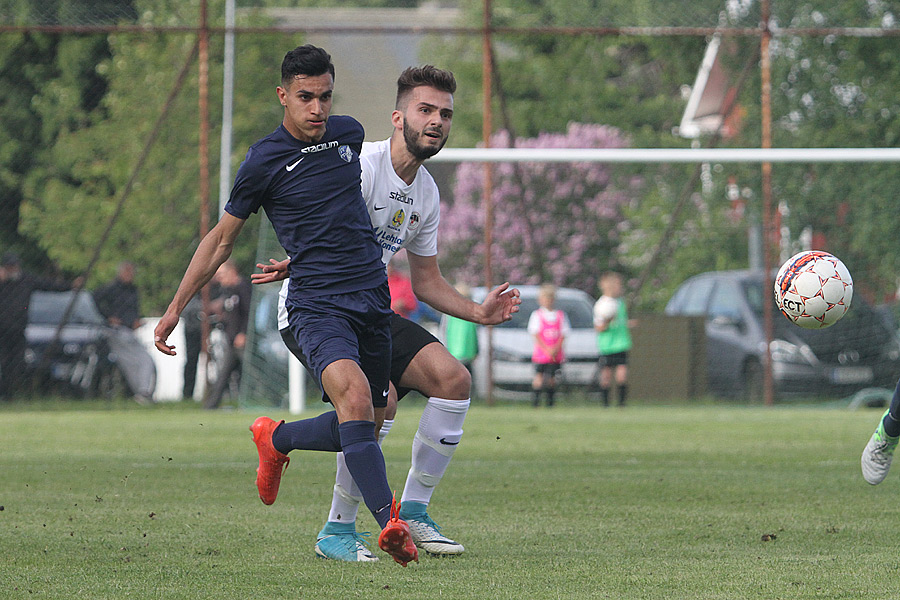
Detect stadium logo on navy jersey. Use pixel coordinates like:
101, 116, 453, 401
408, 211, 421, 231
338, 145, 354, 163
301, 140, 338, 154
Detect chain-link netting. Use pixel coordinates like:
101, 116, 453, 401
3, 1, 900, 30
3, 0, 900, 405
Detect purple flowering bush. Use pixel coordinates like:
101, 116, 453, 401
439, 123, 640, 295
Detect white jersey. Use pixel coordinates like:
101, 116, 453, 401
277, 137, 442, 329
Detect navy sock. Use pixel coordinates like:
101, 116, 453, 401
884, 379, 900, 438
617, 384, 628, 406
271, 410, 341, 454
339, 420, 394, 529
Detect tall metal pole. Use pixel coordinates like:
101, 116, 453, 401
198, 0, 210, 234
760, 0, 775, 406
219, 0, 234, 216
482, 0, 495, 405
198, 0, 212, 381
218, 0, 235, 215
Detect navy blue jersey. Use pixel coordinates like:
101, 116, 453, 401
225, 116, 385, 298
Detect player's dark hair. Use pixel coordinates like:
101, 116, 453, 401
395, 65, 456, 109
281, 45, 335, 88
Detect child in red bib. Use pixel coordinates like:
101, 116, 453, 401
527, 284, 571, 407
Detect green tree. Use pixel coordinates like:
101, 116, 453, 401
431, 0, 715, 306
437, 0, 900, 308
17, 0, 289, 311
0, 31, 118, 276
708, 2, 900, 301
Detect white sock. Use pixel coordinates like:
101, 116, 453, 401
327, 419, 393, 524
401, 397, 470, 505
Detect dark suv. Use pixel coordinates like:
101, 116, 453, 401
25, 290, 127, 397
665, 269, 900, 400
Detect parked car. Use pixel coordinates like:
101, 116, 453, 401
456, 285, 600, 400
25, 290, 127, 397
664, 269, 900, 400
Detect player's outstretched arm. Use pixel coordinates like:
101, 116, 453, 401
479, 281, 521, 325
251, 257, 290, 285
408, 252, 521, 326
154, 213, 245, 356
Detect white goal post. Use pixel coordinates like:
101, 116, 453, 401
428, 147, 900, 163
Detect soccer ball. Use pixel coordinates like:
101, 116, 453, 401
774, 250, 853, 329
593, 296, 618, 324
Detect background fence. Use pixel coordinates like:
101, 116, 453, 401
2, 0, 900, 407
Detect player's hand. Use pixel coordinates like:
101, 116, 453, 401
153, 313, 180, 356
251, 258, 289, 284
479, 282, 521, 325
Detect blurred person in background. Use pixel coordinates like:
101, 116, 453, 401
386, 262, 417, 319
95, 260, 156, 404
443, 282, 479, 375
0, 252, 74, 398
527, 284, 570, 408
94, 261, 141, 330
203, 260, 250, 409
181, 293, 204, 401
592, 271, 634, 407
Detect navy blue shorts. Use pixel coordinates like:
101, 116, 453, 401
286, 284, 392, 407
280, 311, 440, 403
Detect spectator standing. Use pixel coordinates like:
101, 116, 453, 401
387, 262, 417, 319
443, 283, 479, 375
0, 252, 71, 398
203, 260, 251, 409
593, 271, 634, 407
94, 260, 157, 404
527, 284, 570, 407
181, 294, 204, 400
94, 261, 141, 330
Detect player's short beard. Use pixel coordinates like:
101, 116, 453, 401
403, 117, 447, 160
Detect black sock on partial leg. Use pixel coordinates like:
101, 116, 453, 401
883, 379, 900, 438
617, 384, 628, 406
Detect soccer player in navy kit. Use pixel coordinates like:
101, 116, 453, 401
254, 66, 521, 562
152, 45, 417, 566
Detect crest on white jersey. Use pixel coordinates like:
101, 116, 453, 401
391, 208, 405, 228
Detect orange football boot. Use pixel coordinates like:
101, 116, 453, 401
377, 494, 419, 567
249, 417, 290, 505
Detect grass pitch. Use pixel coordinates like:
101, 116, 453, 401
1, 400, 898, 599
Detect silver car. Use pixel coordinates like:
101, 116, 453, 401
665, 269, 900, 400
452, 285, 600, 400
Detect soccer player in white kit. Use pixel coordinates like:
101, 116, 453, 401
253, 66, 521, 561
